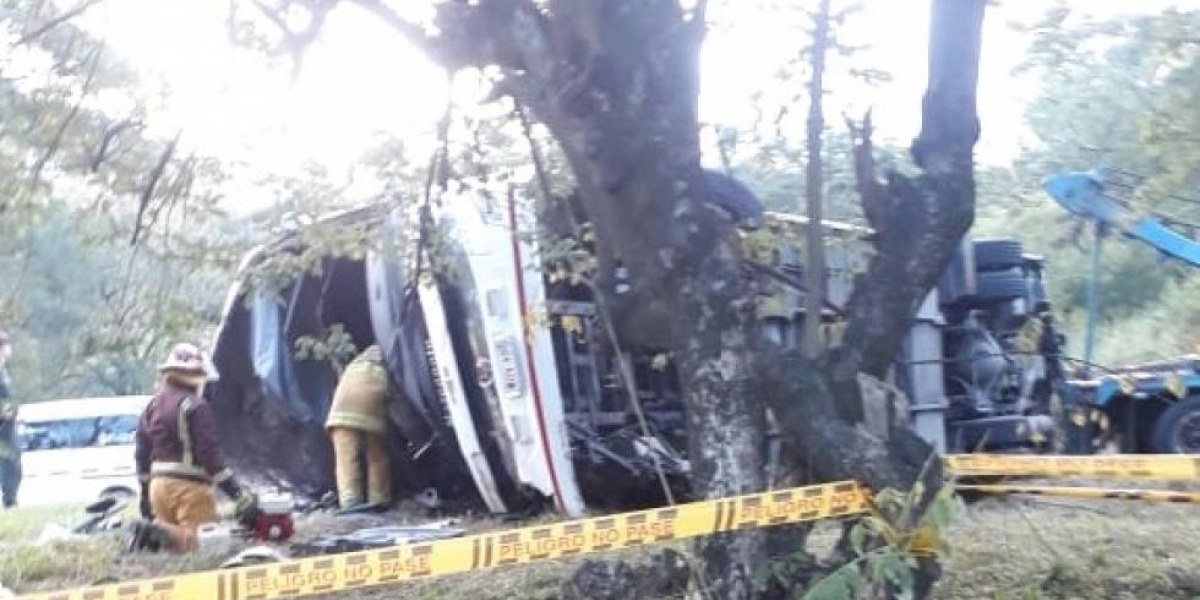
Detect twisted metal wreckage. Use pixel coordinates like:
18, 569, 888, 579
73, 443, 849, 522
205, 169, 1091, 518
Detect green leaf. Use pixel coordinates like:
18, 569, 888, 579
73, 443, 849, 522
802, 562, 865, 600
920, 487, 960, 531
871, 552, 915, 597
849, 521, 869, 556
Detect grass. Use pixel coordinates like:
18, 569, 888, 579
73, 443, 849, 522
0, 503, 86, 541
3, 493, 1200, 599
0, 503, 114, 592
0, 538, 119, 592
0, 501, 255, 594
934, 496, 1200, 600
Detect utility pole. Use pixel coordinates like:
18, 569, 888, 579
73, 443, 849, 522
1083, 221, 1106, 376
802, 0, 832, 358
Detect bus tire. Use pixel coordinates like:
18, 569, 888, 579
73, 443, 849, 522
970, 270, 1027, 303
973, 239, 1024, 271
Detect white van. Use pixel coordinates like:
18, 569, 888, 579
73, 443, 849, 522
16, 395, 151, 507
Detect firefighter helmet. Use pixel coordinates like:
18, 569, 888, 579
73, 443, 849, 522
158, 342, 207, 374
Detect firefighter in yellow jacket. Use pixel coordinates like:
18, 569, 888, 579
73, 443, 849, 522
326, 345, 392, 509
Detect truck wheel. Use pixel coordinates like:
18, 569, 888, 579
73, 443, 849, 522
973, 239, 1024, 271
971, 270, 1026, 303
1151, 396, 1200, 453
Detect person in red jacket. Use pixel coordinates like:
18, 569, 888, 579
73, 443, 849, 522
133, 342, 256, 551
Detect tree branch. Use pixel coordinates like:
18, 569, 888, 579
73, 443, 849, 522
91, 117, 142, 172
350, 0, 546, 75
28, 42, 104, 187
830, 1, 864, 25
846, 110, 884, 231
16, 0, 107, 45
21, 0, 49, 39
131, 131, 181, 247
742, 260, 845, 316
827, 0, 985, 416
251, 0, 339, 78
346, 0, 438, 57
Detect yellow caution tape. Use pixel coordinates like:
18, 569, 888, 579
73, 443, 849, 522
22, 455, 1200, 600
945, 454, 1200, 481
17, 481, 870, 600
958, 484, 1200, 504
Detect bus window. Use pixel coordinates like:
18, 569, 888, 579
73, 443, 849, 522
97, 415, 139, 446
16, 417, 137, 451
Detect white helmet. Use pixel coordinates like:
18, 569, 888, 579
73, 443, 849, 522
158, 342, 208, 375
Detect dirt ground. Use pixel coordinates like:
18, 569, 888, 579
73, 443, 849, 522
3, 491, 1200, 600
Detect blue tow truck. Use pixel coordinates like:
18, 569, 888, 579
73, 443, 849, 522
1044, 171, 1200, 454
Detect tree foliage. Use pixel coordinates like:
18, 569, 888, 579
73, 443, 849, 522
975, 5, 1200, 366
0, 0, 241, 399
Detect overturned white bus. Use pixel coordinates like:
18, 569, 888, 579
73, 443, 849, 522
208, 177, 1068, 517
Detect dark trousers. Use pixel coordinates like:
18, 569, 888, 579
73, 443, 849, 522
0, 456, 19, 508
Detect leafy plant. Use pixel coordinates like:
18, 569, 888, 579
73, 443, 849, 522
294, 323, 358, 371
801, 482, 963, 600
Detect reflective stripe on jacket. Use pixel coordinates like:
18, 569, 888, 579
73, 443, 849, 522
325, 345, 389, 434
135, 381, 232, 485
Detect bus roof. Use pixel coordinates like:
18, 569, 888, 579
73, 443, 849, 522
763, 211, 872, 236
18, 395, 151, 423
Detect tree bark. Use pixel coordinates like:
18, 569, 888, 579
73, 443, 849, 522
765, 0, 986, 595
504, 5, 767, 594
827, 0, 985, 413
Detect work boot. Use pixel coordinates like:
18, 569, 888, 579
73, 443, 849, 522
126, 519, 171, 553
335, 501, 385, 516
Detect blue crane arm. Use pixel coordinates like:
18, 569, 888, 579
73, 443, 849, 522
1043, 172, 1200, 268
1127, 217, 1200, 267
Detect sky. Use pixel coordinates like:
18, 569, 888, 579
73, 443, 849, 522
71, 0, 1198, 211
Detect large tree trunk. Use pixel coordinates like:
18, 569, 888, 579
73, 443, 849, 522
827, 0, 984, 407
512, 5, 769, 595
763, 0, 986, 595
